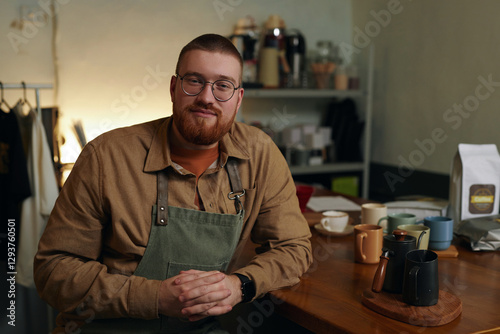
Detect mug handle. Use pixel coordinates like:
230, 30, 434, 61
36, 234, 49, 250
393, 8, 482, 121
320, 217, 329, 230
416, 231, 426, 249
409, 266, 420, 303
377, 216, 388, 233
356, 232, 367, 262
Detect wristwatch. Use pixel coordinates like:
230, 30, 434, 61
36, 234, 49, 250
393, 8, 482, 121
234, 274, 256, 303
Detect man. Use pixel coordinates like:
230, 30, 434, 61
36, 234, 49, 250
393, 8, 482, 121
34, 33, 312, 333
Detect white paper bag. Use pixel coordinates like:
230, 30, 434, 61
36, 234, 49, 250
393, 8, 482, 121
449, 144, 500, 226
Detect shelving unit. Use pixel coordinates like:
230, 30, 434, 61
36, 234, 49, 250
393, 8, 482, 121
242, 46, 374, 199
243, 88, 363, 99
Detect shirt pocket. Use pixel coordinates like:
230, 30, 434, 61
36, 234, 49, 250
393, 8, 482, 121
241, 185, 256, 223
238, 184, 258, 241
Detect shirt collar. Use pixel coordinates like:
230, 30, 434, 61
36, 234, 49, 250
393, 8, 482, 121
143, 117, 250, 173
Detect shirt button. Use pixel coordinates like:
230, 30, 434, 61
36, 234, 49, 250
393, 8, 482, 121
160, 206, 165, 211
160, 219, 165, 224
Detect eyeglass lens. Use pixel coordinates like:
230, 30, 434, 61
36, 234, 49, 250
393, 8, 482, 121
181, 74, 236, 101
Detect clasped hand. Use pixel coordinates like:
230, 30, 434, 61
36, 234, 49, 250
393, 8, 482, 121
158, 270, 242, 322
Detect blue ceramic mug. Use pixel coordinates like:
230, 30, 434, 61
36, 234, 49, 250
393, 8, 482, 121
422, 216, 454, 251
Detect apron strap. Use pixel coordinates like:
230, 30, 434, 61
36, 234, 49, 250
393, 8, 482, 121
156, 170, 169, 226
226, 159, 245, 214
156, 159, 245, 225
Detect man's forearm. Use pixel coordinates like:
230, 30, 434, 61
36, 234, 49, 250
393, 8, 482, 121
34, 253, 161, 321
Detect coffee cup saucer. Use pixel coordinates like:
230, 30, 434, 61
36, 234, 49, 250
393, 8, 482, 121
314, 219, 354, 237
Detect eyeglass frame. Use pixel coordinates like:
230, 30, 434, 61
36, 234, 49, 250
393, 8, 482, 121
175, 73, 241, 102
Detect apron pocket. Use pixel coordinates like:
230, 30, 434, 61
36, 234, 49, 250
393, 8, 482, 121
167, 261, 229, 277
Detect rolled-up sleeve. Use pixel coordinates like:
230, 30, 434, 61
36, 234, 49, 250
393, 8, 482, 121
231, 130, 313, 298
34, 143, 160, 324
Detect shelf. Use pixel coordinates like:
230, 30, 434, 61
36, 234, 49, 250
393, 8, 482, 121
241, 45, 374, 198
289, 162, 364, 175
243, 88, 363, 99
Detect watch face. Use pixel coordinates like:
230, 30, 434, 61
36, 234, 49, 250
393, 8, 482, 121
235, 274, 256, 302
242, 280, 256, 302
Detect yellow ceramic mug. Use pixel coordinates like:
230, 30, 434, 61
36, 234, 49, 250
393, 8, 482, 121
397, 224, 430, 250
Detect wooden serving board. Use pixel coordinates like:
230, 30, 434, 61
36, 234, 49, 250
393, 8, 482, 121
362, 289, 462, 327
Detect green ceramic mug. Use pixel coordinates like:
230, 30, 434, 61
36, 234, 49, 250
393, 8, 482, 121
377, 213, 417, 234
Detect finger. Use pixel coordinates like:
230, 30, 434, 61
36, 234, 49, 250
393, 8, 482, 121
175, 271, 224, 286
181, 288, 231, 307
187, 314, 207, 322
179, 269, 206, 275
177, 270, 219, 282
175, 270, 221, 284
181, 301, 217, 317
185, 305, 233, 322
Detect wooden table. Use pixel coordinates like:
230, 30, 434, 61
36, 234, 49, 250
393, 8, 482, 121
241, 192, 500, 333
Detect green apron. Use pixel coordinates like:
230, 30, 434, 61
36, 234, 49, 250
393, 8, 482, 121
80, 160, 245, 334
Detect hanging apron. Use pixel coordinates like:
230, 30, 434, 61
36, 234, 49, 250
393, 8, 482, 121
80, 160, 245, 334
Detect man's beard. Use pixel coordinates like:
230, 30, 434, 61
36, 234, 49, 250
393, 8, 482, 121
172, 101, 236, 146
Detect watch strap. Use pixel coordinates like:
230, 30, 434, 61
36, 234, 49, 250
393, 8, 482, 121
234, 273, 256, 303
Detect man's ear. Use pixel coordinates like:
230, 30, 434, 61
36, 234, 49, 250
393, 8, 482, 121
235, 87, 244, 111
170, 75, 177, 103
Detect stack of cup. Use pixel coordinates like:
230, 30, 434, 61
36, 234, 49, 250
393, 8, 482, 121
421, 216, 454, 251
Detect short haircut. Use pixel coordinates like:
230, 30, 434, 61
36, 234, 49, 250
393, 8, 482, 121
175, 34, 243, 82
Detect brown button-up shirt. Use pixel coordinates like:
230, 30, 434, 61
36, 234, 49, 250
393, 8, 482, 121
34, 117, 312, 329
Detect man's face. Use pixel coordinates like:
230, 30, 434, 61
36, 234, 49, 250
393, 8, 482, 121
170, 49, 244, 147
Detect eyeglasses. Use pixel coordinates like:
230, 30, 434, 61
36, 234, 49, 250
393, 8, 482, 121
176, 73, 240, 102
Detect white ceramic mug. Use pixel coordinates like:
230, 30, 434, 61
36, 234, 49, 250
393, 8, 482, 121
320, 211, 349, 232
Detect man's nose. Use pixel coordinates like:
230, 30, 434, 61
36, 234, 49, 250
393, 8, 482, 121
196, 82, 216, 102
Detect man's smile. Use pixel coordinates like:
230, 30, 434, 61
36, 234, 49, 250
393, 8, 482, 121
189, 105, 219, 118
